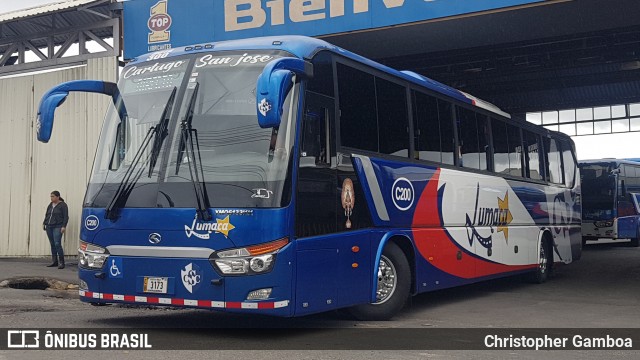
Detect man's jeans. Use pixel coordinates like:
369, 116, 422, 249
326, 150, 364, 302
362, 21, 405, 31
46, 226, 64, 263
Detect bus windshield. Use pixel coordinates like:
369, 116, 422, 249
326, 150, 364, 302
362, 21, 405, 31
85, 50, 297, 209
580, 163, 615, 220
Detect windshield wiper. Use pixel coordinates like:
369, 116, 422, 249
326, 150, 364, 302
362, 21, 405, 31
148, 86, 177, 177
104, 126, 155, 220
174, 83, 195, 177
175, 83, 212, 221
105, 87, 177, 220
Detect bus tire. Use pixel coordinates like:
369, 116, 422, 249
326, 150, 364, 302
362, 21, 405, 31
630, 231, 640, 247
529, 238, 551, 284
348, 242, 410, 321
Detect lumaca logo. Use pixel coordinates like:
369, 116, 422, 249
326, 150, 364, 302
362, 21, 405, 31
224, 0, 406, 32
464, 184, 514, 252
184, 215, 236, 239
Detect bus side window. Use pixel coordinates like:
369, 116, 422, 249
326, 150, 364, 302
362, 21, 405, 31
524, 130, 543, 180
376, 77, 409, 157
301, 104, 330, 167
109, 122, 127, 170
412, 91, 444, 163
337, 63, 377, 152
438, 100, 455, 165
618, 184, 634, 216
456, 107, 488, 171
562, 143, 576, 187
544, 137, 564, 184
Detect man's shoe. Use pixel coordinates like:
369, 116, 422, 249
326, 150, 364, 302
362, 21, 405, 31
58, 263, 65, 269
46, 262, 58, 267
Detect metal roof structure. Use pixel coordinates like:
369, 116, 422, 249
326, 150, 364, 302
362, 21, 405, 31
324, 0, 640, 115
0, 0, 99, 22
0, 0, 121, 75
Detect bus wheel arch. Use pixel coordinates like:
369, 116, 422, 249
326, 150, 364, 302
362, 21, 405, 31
387, 235, 416, 294
348, 235, 413, 320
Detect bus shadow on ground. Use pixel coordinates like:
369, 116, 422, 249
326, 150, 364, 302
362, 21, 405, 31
407, 275, 530, 310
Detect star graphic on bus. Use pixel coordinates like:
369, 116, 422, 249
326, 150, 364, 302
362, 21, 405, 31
497, 192, 514, 243
215, 215, 236, 238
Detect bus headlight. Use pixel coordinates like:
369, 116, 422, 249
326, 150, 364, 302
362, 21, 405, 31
595, 221, 614, 228
78, 241, 109, 270
210, 238, 288, 276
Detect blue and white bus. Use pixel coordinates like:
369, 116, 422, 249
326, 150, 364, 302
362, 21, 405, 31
37, 36, 581, 319
580, 159, 640, 247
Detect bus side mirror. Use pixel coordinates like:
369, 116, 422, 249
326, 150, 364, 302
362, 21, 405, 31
256, 57, 312, 128
37, 80, 119, 143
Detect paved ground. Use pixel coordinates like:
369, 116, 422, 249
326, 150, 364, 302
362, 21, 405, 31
0, 257, 78, 285
1, 240, 639, 359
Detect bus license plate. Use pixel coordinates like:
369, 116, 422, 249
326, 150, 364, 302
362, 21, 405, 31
143, 277, 168, 294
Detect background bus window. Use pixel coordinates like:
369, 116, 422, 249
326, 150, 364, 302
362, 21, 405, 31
545, 138, 564, 184
456, 107, 489, 171
624, 165, 640, 189
337, 63, 377, 152
524, 130, 543, 180
376, 78, 409, 157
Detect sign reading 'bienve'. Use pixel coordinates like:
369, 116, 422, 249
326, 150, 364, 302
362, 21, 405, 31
123, 0, 545, 58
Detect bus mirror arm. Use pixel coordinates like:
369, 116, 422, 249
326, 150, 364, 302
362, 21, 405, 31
256, 57, 312, 129
37, 80, 120, 143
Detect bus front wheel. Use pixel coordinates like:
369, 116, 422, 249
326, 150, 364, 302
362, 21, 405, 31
348, 242, 410, 321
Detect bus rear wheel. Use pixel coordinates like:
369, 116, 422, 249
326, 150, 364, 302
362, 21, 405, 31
348, 242, 410, 321
630, 229, 640, 247
529, 239, 551, 284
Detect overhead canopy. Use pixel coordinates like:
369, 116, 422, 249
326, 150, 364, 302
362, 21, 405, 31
0, 0, 121, 75
323, 0, 640, 113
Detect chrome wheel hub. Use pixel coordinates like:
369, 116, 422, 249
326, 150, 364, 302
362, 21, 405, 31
539, 245, 547, 274
374, 255, 397, 304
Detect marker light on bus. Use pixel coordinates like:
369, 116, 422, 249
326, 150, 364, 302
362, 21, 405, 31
210, 238, 288, 275
247, 288, 272, 300
78, 240, 109, 270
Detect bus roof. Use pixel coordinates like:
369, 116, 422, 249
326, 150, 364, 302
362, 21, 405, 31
130, 35, 511, 119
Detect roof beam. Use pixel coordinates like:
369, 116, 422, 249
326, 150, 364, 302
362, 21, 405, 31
24, 40, 47, 61
0, 43, 17, 66
83, 29, 113, 52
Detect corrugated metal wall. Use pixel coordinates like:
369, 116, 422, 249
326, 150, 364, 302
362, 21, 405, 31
0, 57, 117, 257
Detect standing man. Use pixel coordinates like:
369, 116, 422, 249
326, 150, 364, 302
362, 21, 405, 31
43, 190, 69, 269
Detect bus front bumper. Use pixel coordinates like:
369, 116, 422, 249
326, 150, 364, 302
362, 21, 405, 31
77, 254, 294, 317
